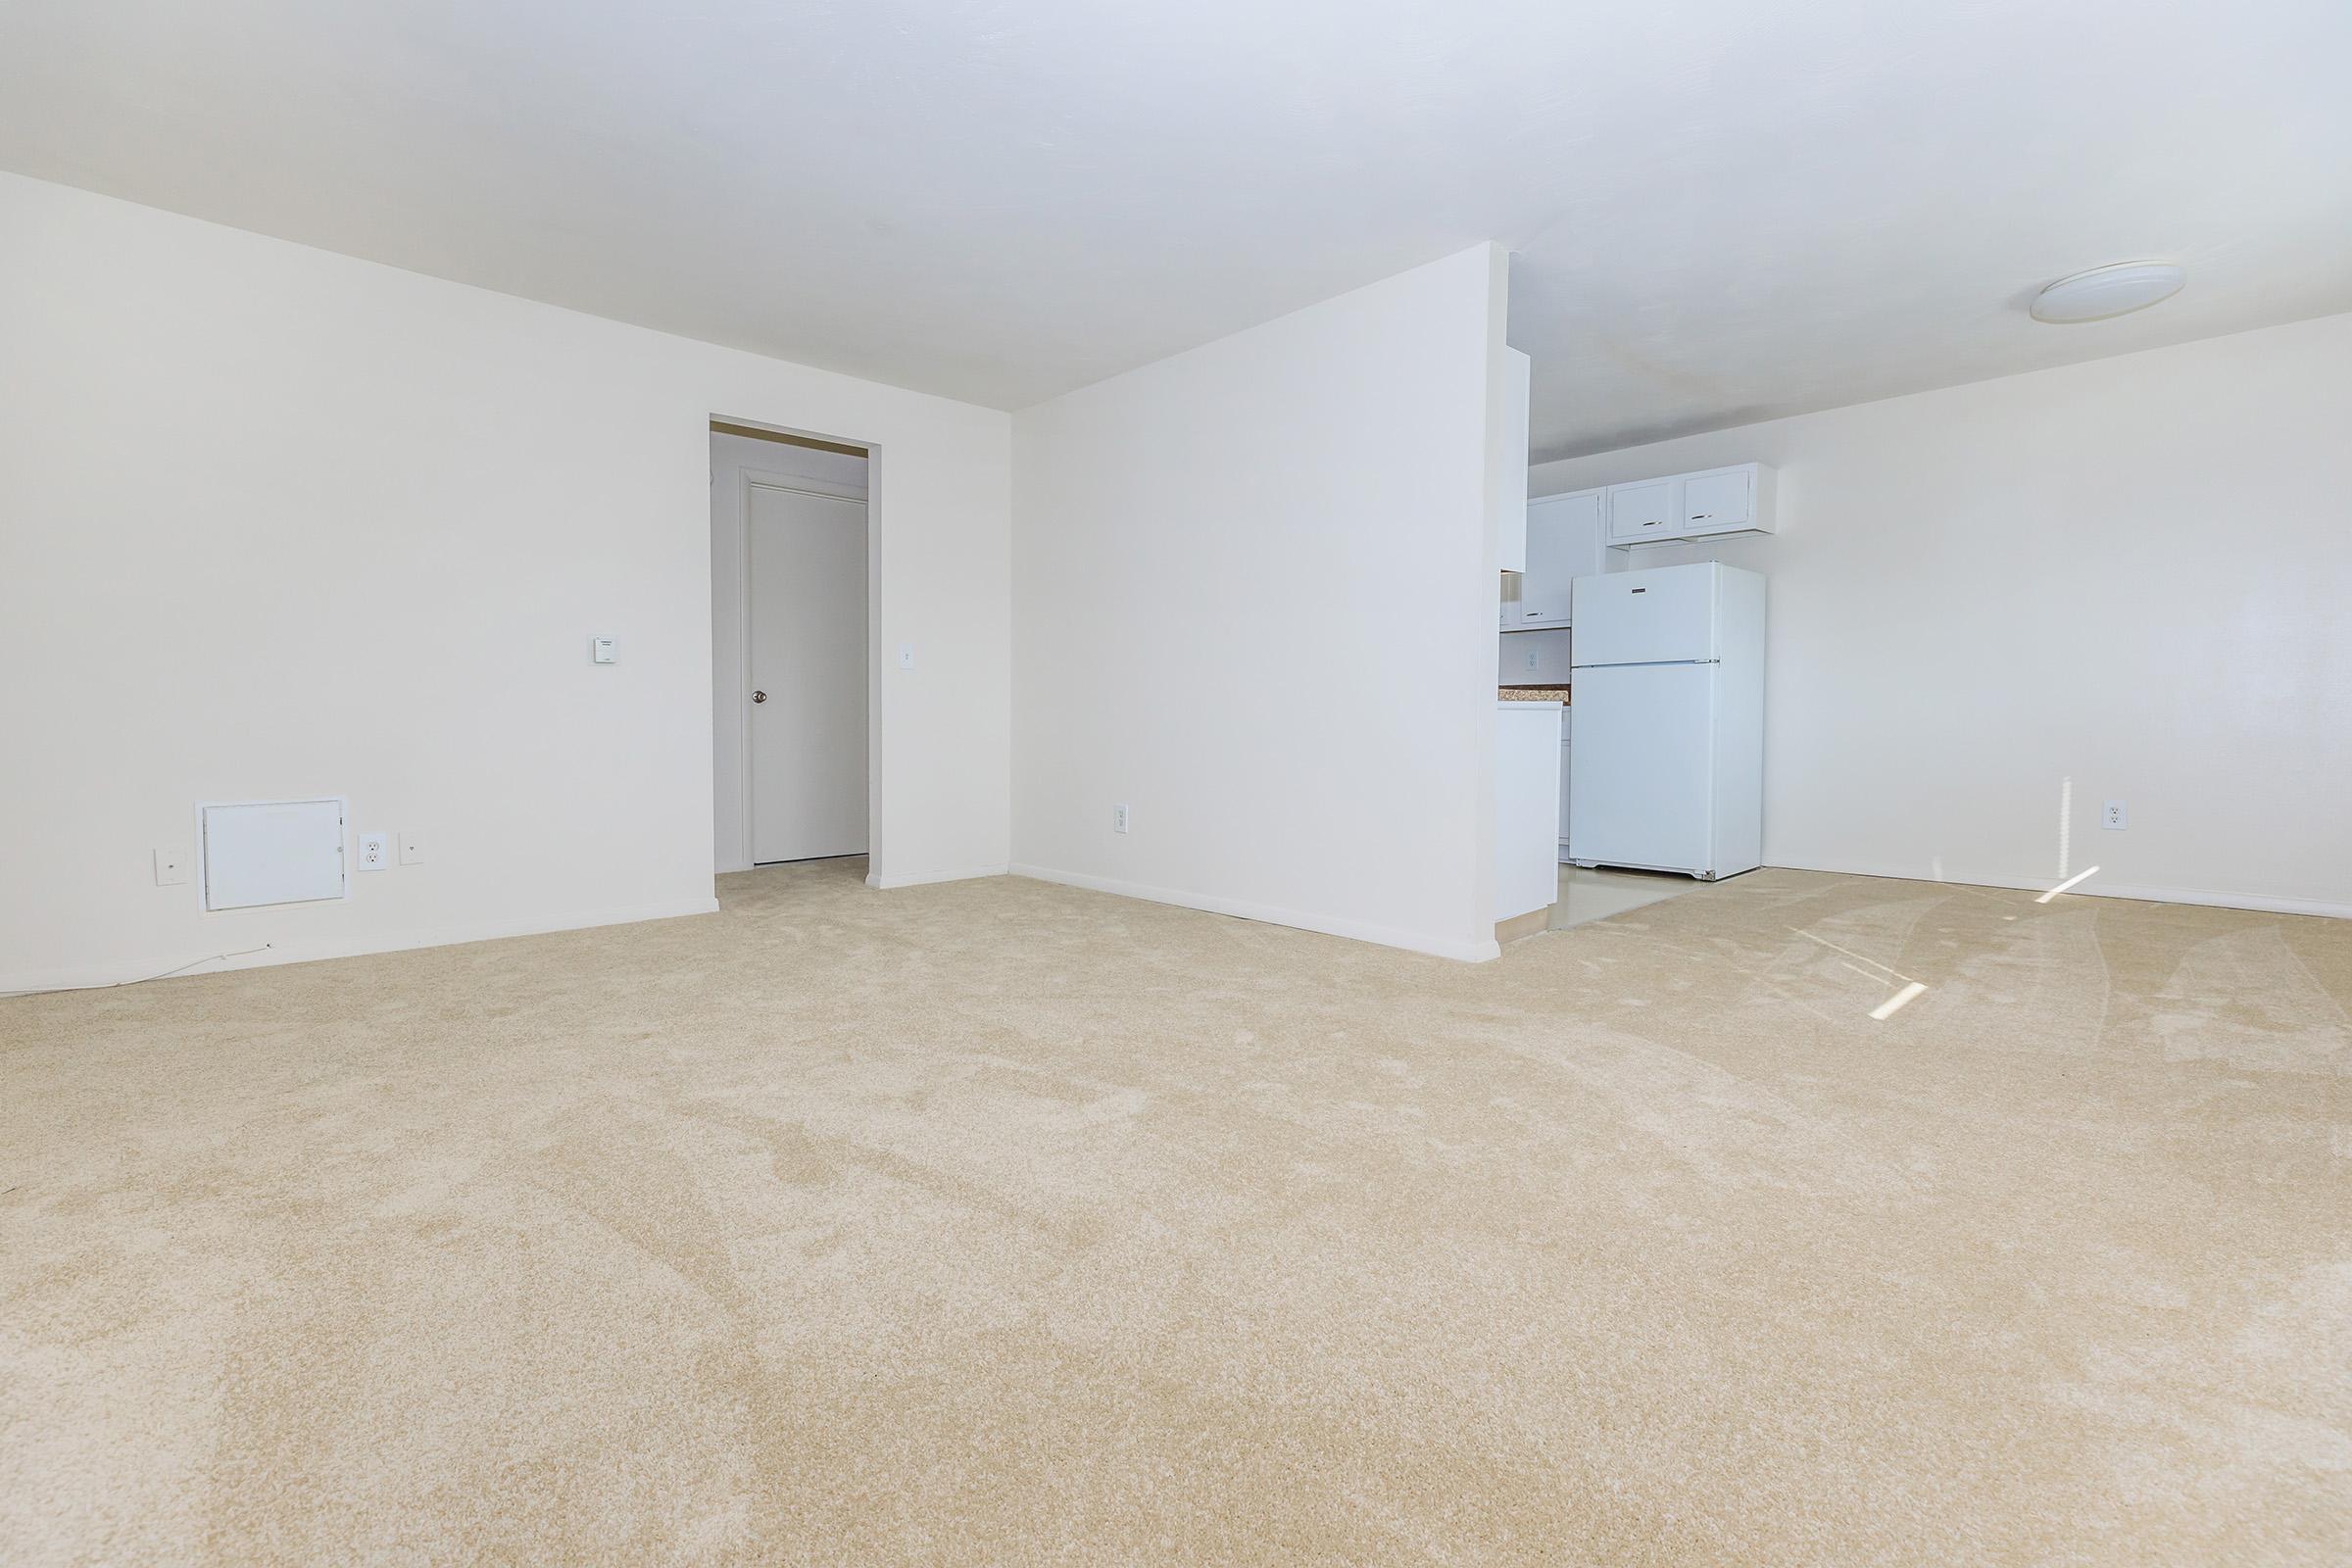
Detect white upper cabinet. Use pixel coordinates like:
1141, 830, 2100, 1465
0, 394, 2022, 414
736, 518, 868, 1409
1606, 478, 1678, 543
1605, 463, 1777, 546
1680, 466, 1757, 533
1494, 348, 1533, 572
1502, 489, 1603, 628
1505, 461, 1773, 624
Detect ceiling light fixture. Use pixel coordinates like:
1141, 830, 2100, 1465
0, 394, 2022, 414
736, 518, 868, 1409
2030, 262, 2186, 323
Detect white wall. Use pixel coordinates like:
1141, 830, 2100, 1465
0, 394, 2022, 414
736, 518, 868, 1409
709, 431, 869, 873
1529, 312, 2352, 916
1499, 627, 1575, 685
1011, 244, 1509, 960
0, 172, 1011, 992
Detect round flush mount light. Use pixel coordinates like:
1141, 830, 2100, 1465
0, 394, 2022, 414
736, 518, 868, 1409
2030, 262, 2186, 323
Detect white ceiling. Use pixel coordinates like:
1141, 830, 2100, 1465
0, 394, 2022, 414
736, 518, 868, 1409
4, 1, 2346, 459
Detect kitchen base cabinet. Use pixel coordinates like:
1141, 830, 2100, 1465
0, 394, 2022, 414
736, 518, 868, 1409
1494, 702, 1564, 925
1557, 714, 1574, 863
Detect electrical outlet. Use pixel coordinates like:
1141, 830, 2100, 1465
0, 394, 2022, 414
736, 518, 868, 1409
398, 830, 424, 865
897, 644, 915, 670
2102, 799, 2128, 831
154, 848, 189, 886
357, 832, 391, 871
1112, 804, 1131, 834
1523, 646, 1540, 672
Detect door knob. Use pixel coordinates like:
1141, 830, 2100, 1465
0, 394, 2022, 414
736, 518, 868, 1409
752, 690, 767, 704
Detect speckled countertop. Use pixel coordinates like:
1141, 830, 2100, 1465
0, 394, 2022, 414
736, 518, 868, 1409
1498, 686, 1571, 703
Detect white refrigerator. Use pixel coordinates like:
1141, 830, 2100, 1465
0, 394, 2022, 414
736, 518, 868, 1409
1567, 561, 1765, 880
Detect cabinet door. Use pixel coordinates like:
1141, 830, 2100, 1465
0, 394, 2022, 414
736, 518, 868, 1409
1558, 489, 1607, 584
1514, 490, 1598, 626
1499, 571, 1528, 628
1608, 478, 1678, 542
1503, 578, 1554, 628
1681, 466, 1752, 533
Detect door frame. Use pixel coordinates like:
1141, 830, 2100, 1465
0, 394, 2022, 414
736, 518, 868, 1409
732, 465, 870, 872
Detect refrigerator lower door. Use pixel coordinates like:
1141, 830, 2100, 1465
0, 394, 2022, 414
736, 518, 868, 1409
1567, 662, 1716, 875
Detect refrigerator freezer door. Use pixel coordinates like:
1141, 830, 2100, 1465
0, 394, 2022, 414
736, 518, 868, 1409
1570, 563, 1719, 666
1567, 662, 1716, 874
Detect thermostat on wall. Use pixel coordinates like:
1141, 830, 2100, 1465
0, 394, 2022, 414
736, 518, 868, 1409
590, 636, 617, 664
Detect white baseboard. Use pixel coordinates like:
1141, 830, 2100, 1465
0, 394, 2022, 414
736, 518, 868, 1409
0, 895, 723, 998
866, 863, 1010, 891
1009, 863, 1499, 962
1764, 858, 2352, 921
2064, 882, 2352, 920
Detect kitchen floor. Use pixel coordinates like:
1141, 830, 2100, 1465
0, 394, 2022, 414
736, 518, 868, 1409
4, 861, 2345, 1565
1549, 862, 1691, 929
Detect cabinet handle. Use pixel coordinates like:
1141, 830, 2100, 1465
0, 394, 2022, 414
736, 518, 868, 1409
1642, 519, 1662, 527
1690, 513, 1713, 520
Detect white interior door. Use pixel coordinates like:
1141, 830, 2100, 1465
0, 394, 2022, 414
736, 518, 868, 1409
748, 484, 867, 863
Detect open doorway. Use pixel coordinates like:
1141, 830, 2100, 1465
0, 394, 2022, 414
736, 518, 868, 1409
710, 420, 871, 872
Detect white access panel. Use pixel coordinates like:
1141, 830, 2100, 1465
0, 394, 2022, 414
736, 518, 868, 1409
202, 799, 347, 910
1571, 563, 1721, 665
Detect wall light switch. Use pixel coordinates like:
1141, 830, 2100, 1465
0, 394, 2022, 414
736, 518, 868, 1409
897, 644, 914, 671
357, 832, 390, 871
590, 636, 617, 664
154, 848, 189, 886
398, 831, 424, 865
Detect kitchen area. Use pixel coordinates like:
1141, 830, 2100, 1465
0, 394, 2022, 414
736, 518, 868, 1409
1493, 440, 1776, 939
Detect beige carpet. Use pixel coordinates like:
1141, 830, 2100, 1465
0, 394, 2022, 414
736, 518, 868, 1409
3, 862, 2346, 1565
